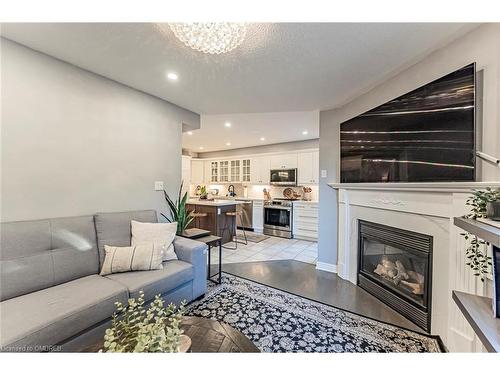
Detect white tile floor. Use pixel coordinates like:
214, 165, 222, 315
209, 235, 318, 265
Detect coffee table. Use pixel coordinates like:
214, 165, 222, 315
81, 316, 259, 353
180, 316, 259, 352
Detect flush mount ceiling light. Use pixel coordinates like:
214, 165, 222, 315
166, 72, 178, 81
168, 23, 247, 55
224, 122, 232, 128
260, 137, 266, 141
226, 142, 232, 146
187, 131, 193, 135
302, 130, 309, 135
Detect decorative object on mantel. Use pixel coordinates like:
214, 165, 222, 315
101, 291, 187, 353
161, 182, 194, 234
454, 217, 500, 319
460, 188, 500, 282
302, 186, 312, 201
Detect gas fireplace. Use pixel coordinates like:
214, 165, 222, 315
357, 220, 433, 332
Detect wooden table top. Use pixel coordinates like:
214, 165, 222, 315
181, 316, 259, 353
179, 228, 211, 239
194, 235, 222, 245
81, 316, 259, 353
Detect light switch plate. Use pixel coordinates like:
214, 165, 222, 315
154, 181, 164, 191
321, 170, 327, 178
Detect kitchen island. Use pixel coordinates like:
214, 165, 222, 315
186, 199, 242, 244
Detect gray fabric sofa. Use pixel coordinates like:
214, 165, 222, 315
0, 210, 207, 352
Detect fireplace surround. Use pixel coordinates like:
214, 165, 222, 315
330, 182, 500, 351
358, 220, 433, 332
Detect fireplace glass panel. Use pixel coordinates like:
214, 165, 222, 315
360, 238, 429, 308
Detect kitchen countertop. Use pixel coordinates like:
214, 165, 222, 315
187, 199, 243, 207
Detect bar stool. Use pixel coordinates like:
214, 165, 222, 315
220, 211, 247, 250
191, 211, 208, 228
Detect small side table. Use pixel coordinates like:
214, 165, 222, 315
193, 235, 222, 284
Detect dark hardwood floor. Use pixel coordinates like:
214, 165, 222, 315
216, 259, 424, 333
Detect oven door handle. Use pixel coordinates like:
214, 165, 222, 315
264, 206, 292, 210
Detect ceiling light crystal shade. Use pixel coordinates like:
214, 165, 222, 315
169, 23, 247, 55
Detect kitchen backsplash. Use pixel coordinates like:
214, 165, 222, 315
190, 183, 319, 201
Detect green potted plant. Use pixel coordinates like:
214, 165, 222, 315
199, 185, 208, 200
461, 187, 500, 281
101, 292, 188, 353
161, 181, 194, 234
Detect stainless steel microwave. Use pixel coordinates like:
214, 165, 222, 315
270, 168, 297, 186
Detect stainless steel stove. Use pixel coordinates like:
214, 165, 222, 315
263, 199, 294, 238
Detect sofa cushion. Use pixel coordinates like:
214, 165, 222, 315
0, 215, 99, 302
100, 244, 164, 276
131, 220, 178, 261
105, 260, 194, 301
0, 275, 128, 351
94, 210, 158, 268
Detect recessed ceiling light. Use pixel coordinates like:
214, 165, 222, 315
187, 131, 193, 135
167, 72, 178, 81
199, 146, 204, 150
226, 142, 231, 146
224, 122, 232, 128
260, 137, 265, 141
302, 130, 309, 135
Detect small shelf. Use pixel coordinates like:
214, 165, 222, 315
453, 217, 500, 247
452, 291, 500, 353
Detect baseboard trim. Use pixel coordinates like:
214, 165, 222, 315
316, 262, 337, 273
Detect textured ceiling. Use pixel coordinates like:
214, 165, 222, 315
1, 23, 478, 115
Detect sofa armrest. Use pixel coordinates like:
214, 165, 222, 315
173, 236, 208, 299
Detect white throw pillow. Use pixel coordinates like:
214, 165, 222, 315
131, 220, 178, 261
100, 243, 164, 276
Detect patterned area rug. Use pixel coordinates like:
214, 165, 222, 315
186, 274, 443, 353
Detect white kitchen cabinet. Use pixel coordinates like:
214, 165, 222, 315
297, 151, 319, 184
252, 200, 264, 233
190, 159, 205, 184
250, 156, 270, 184
207, 161, 218, 183
242, 159, 251, 183
230, 160, 241, 182
270, 153, 298, 169
293, 201, 318, 241
219, 160, 229, 182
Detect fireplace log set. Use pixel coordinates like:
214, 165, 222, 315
373, 256, 425, 295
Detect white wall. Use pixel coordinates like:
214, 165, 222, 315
318, 24, 500, 267
1, 38, 200, 222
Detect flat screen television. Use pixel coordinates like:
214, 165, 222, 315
340, 63, 476, 183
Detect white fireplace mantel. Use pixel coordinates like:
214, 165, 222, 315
328, 181, 499, 352
329, 181, 500, 193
